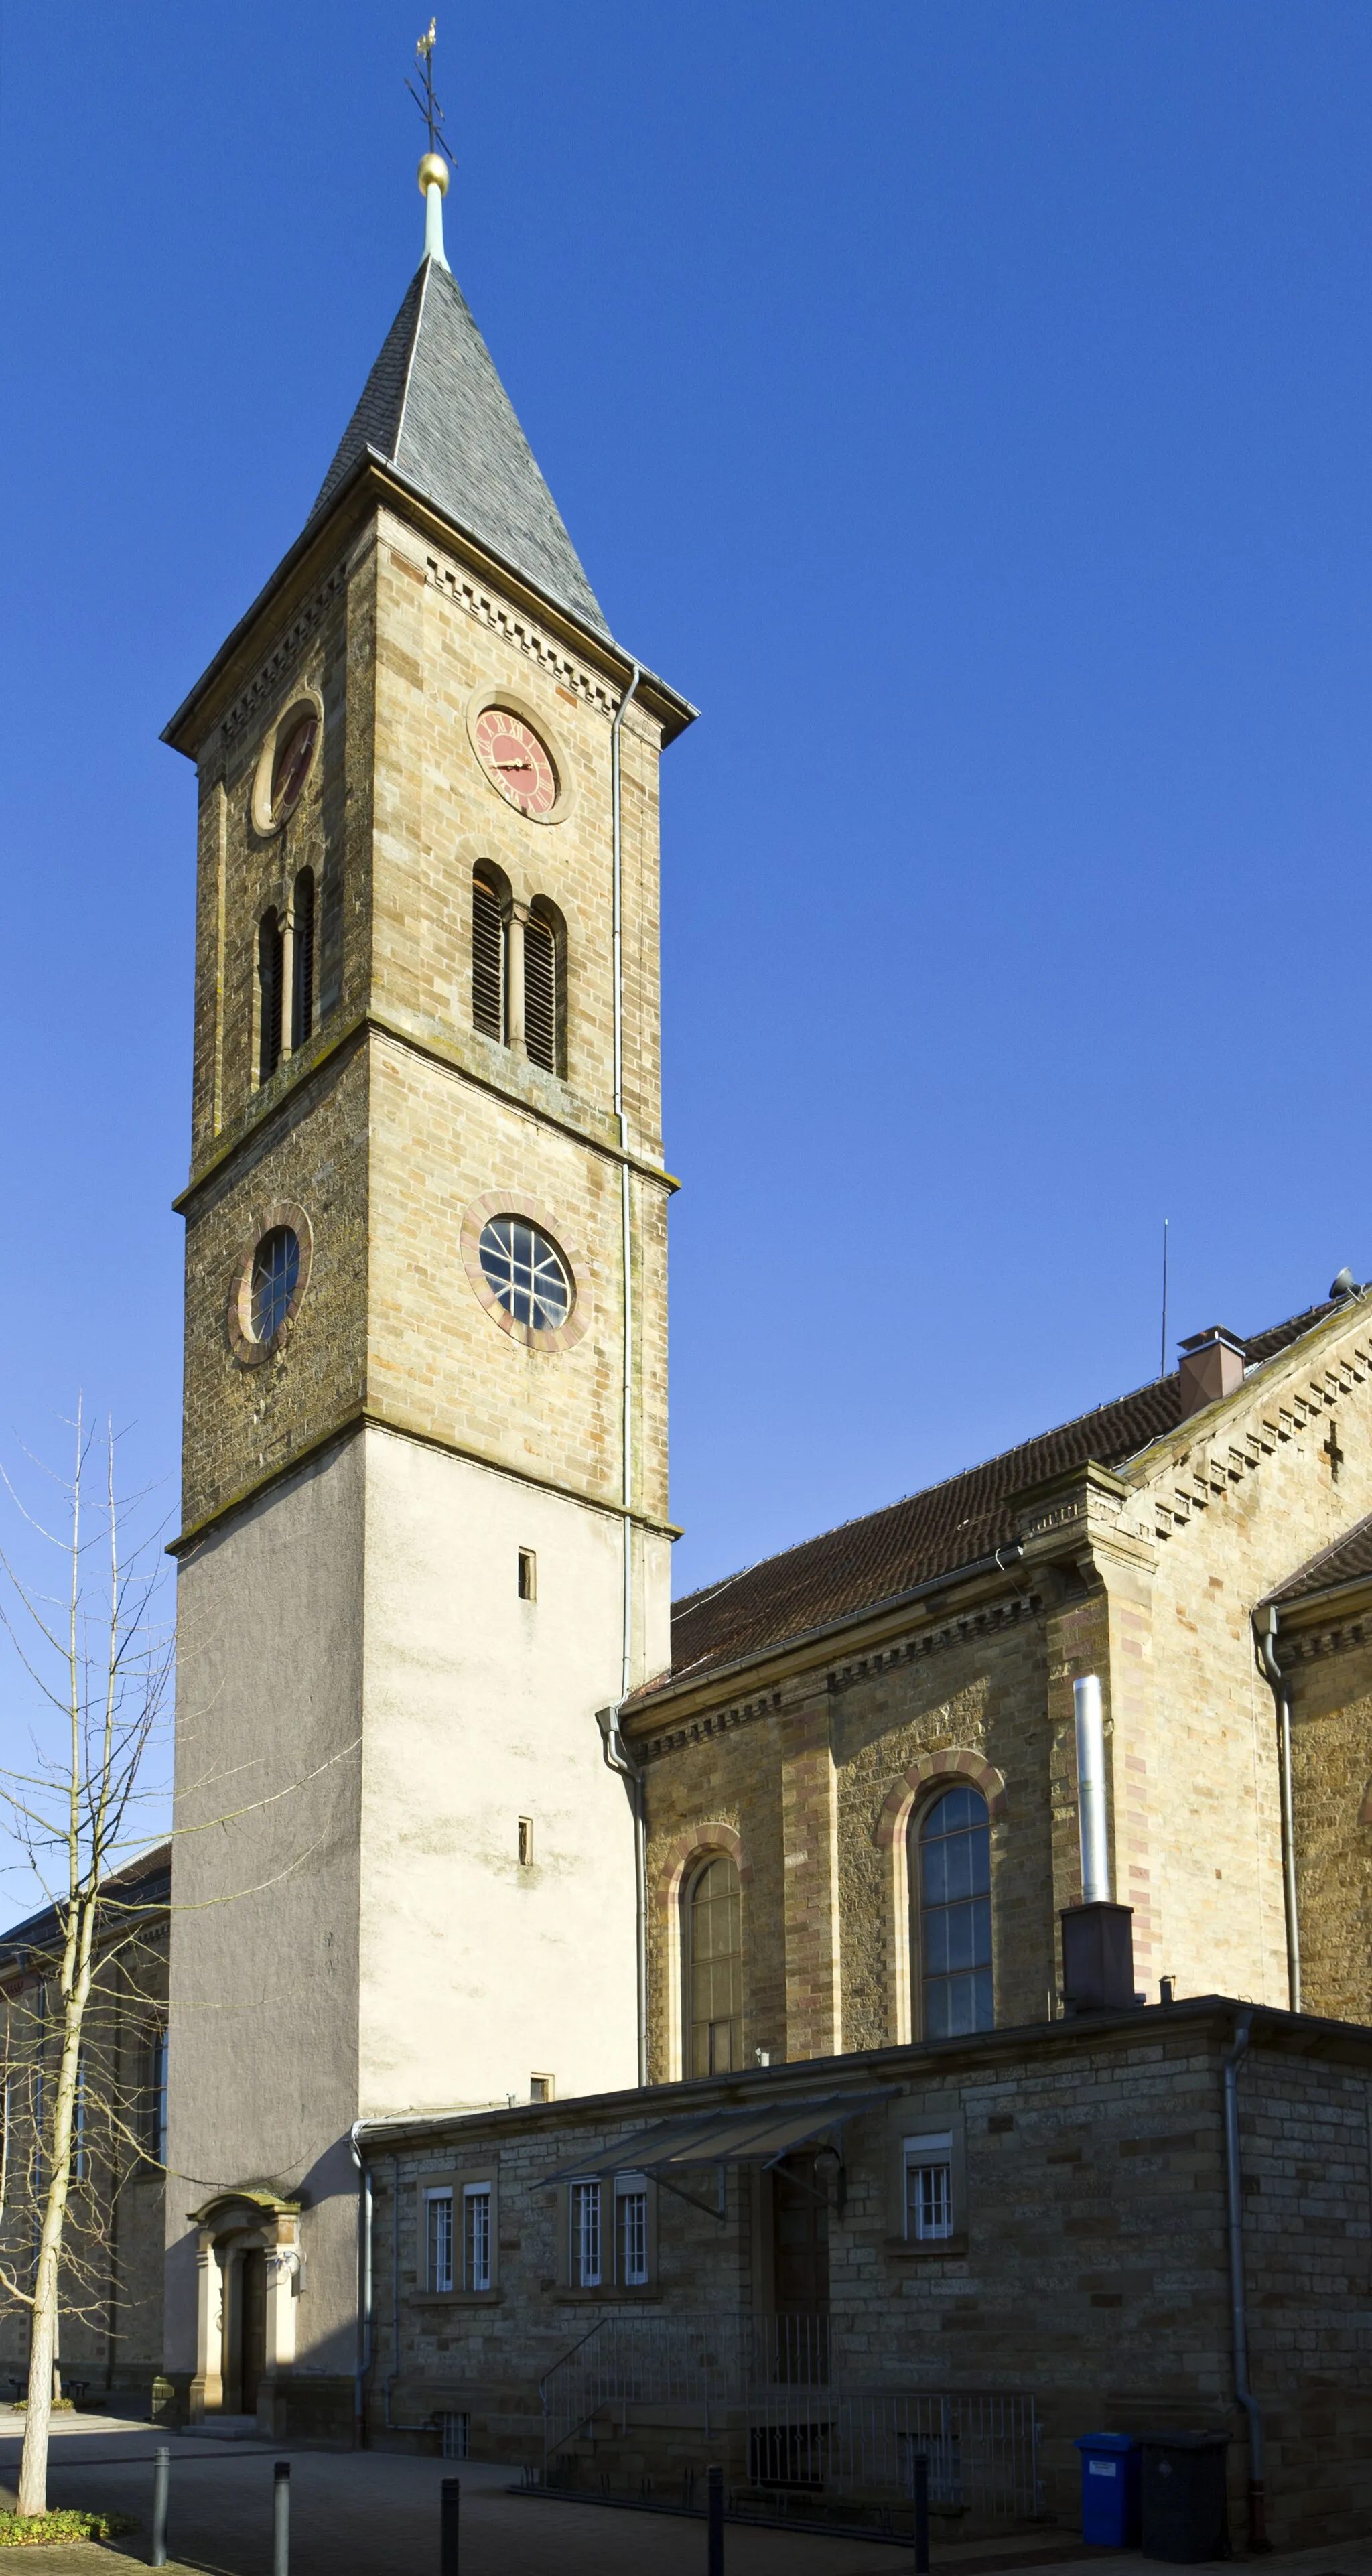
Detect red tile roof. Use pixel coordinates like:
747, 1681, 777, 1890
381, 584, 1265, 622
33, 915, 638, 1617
645, 1301, 1338, 1699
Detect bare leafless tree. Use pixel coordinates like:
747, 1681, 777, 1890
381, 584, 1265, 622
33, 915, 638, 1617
0, 1406, 169, 2517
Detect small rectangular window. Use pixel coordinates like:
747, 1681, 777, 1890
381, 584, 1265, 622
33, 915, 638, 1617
616, 2176, 648, 2286
904, 2131, 954, 2242
517, 1548, 537, 1601
440, 2411, 470, 2459
426, 2187, 454, 2292
531, 2073, 554, 2102
463, 2183, 492, 2292
518, 1817, 533, 1867
571, 2179, 601, 2287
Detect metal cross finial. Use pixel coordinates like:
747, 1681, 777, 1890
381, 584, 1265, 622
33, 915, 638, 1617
407, 19, 452, 167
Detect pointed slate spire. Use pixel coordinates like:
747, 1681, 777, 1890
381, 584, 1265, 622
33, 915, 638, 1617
314, 256, 610, 641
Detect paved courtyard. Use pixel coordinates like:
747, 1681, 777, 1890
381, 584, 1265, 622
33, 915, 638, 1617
0, 2415, 1367, 2576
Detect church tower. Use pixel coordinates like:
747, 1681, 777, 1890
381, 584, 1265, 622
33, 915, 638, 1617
159, 136, 691, 2432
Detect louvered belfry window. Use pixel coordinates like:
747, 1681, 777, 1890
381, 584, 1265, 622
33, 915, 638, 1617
258, 911, 284, 1083
291, 869, 315, 1050
523, 912, 557, 1072
472, 871, 505, 1040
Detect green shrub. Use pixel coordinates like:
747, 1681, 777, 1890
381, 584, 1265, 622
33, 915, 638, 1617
0, 2508, 137, 2545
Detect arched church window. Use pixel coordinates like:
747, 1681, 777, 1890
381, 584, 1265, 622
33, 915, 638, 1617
523, 905, 562, 1075
915, 1784, 992, 2038
258, 911, 284, 1083
251, 1227, 300, 1345
472, 868, 506, 1041
291, 869, 316, 1050
686, 1854, 742, 2076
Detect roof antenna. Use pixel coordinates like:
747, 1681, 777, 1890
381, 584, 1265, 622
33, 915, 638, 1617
408, 19, 452, 271
1160, 1215, 1169, 1377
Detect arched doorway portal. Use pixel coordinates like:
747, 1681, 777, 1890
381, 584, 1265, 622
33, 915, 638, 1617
187, 2192, 301, 2426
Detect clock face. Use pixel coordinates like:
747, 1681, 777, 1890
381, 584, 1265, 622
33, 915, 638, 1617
474, 707, 558, 817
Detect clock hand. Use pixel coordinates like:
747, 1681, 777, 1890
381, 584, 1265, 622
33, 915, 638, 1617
494, 758, 533, 770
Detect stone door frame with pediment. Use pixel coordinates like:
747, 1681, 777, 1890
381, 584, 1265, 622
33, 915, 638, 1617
186, 2191, 302, 2423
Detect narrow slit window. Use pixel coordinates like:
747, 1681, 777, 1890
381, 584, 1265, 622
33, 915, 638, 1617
426, 2187, 454, 2293
147, 2027, 168, 2167
258, 911, 283, 1083
616, 2177, 648, 2287
517, 1548, 537, 1601
472, 872, 505, 1040
291, 869, 315, 1050
523, 912, 557, 1071
518, 1817, 533, 1867
463, 2183, 492, 2291
571, 2179, 601, 2287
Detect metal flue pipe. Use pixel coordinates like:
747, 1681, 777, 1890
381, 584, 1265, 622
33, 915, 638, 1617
1073, 1676, 1111, 1904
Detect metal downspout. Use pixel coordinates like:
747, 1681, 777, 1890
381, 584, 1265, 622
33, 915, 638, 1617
1253, 1606, 1301, 2012
1222, 2013, 1269, 2551
348, 2122, 372, 2447
609, 660, 646, 2086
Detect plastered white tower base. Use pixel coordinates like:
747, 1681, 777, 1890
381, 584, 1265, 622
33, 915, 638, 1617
163, 1423, 655, 2410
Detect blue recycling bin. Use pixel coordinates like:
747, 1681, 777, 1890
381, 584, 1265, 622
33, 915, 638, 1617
1074, 2433, 1141, 2547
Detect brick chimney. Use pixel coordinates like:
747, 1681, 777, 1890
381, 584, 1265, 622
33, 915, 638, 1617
1176, 1325, 1246, 1420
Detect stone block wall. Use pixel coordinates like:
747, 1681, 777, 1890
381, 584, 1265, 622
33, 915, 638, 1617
1281, 1616, 1372, 2021
363, 2003, 1372, 2551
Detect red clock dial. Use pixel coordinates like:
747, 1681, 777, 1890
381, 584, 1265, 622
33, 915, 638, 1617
474, 707, 557, 818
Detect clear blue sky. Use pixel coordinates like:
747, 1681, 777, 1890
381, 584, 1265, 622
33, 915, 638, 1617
3, 0, 1372, 1615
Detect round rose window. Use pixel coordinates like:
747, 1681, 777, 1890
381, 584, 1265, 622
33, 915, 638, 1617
251, 1226, 300, 1343
269, 712, 318, 824
478, 1217, 571, 1333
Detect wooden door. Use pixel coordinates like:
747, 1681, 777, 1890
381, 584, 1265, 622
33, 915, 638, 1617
240, 2250, 267, 2416
772, 2154, 829, 2313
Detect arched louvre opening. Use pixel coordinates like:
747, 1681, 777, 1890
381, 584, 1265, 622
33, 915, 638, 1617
472, 871, 505, 1040
523, 911, 557, 1072
291, 869, 315, 1050
686, 1854, 742, 2076
915, 1784, 993, 2038
258, 911, 283, 1083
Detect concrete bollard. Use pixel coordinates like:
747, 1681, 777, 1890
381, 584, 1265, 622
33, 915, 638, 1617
151, 2445, 169, 2569
707, 2460, 724, 2575
273, 2459, 290, 2576
914, 2450, 930, 2575
440, 2476, 461, 2575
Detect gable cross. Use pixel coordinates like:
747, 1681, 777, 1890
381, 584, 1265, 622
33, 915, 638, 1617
1324, 1416, 1345, 1483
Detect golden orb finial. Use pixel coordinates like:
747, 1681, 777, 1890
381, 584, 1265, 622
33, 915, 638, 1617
417, 151, 450, 196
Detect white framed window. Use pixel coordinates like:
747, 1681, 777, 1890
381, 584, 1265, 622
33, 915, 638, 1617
571, 2179, 601, 2287
904, 2131, 954, 2242
426, 2187, 454, 2293
616, 2175, 648, 2287
463, 2183, 492, 2293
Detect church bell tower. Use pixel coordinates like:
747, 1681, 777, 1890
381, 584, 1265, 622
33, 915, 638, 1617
159, 123, 692, 2432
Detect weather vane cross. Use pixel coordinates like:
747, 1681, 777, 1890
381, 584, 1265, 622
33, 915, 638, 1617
408, 20, 453, 270
407, 20, 451, 167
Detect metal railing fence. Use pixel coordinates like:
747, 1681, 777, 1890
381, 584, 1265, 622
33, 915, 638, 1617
539, 2313, 1038, 2519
